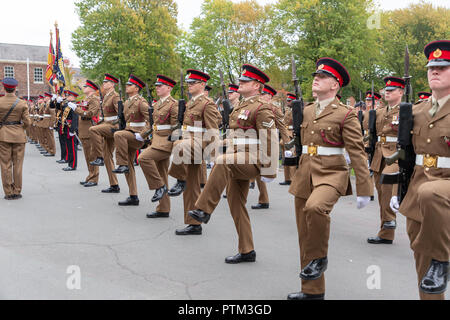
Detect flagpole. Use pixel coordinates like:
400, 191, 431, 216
27, 58, 30, 100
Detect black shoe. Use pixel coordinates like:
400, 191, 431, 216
12, 194, 22, 200
168, 180, 186, 197
102, 185, 120, 193
225, 251, 256, 264
188, 210, 211, 224
80, 181, 87, 186
249, 182, 255, 189
113, 165, 130, 174
223, 194, 227, 199
251, 203, 269, 210
90, 157, 105, 166
367, 236, 393, 244
4, 195, 14, 200
200, 183, 205, 189
383, 220, 397, 230
84, 182, 98, 188
370, 196, 375, 201
175, 225, 202, 236
63, 167, 76, 171
420, 260, 449, 295
40, 150, 48, 154
152, 185, 168, 203
300, 257, 328, 280
146, 211, 169, 219
279, 181, 291, 186
287, 292, 325, 300
57, 160, 68, 164
118, 196, 139, 206
43, 153, 55, 157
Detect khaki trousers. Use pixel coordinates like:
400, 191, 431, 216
138, 147, 171, 213
294, 185, 341, 295
89, 124, 119, 187
0, 142, 25, 196
256, 175, 269, 204
80, 137, 99, 184
114, 130, 144, 196
373, 170, 397, 240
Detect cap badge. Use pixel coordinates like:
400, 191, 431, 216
387, 80, 391, 85
318, 64, 325, 70
433, 49, 442, 58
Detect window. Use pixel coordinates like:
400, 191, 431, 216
4, 66, 14, 78
34, 68, 43, 83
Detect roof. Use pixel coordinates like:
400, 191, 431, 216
0, 43, 48, 63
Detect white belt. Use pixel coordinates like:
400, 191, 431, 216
183, 125, 207, 133
105, 116, 118, 122
154, 124, 172, 131
129, 122, 146, 127
288, 126, 294, 130
378, 136, 398, 143
416, 154, 450, 169
302, 145, 345, 156
43, 115, 51, 118
233, 138, 261, 145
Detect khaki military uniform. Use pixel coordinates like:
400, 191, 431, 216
114, 94, 150, 196
371, 105, 400, 241
0, 94, 30, 197
168, 94, 221, 225
89, 90, 120, 187
289, 98, 373, 295
75, 94, 100, 183
194, 96, 278, 253
138, 95, 178, 213
256, 102, 291, 205
36, 102, 46, 149
41, 101, 56, 155
399, 96, 450, 300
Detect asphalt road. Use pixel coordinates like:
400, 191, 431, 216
0, 136, 446, 300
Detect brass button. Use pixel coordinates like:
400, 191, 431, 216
311, 131, 315, 134
427, 139, 431, 143
425, 168, 430, 172
313, 120, 317, 124
328, 127, 332, 131
310, 143, 314, 146
429, 124, 434, 129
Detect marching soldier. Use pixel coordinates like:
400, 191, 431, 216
391, 39, 450, 300
287, 58, 373, 300
417, 91, 432, 103
138, 74, 178, 218
0, 78, 30, 200
188, 64, 279, 262
51, 93, 68, 164
89, 74, 121, 193
367, 76, 405, 245
59, 91, 79, 171
279, 93, 297, 186
112, 74, 150, 206
36, 95, 46, 153
41, 92, 56, 157
71, 80, 100, 187
167, 69, 221, 235
252, 84, 291, 210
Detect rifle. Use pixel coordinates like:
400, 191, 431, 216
384, 45, 416, 203
366, 109, 377, 173
97, 82, 105, 125
141, 83, 154, 140
169, 70, 186, 142
219, 69, 232, 130
356, 90, 365, 136
117, 78, 126, 131
284, 55, 304, 167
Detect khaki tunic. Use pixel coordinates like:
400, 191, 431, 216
75, 94, 100, 139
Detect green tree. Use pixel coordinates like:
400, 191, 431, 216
271, 0, 379, 101
72, 0, 180, 93
377, 1, 450, 96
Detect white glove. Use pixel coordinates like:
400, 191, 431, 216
390, 196, 400, 214
285, 150, 294, 158
261, 177, 275, 183
357, 196, 371, 209
69, 132, 76, 137
49, 127, 53, 130
56, 96, 63, 103
135, 133, 144, 142
344, 152, 351, 165
51, 94, 57, 101
68, 102, 77, 111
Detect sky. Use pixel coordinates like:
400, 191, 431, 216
0, 0, 448, 68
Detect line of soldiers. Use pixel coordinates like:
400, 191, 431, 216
0, 39, 448, 300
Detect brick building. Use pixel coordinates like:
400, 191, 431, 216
0, 43, 52, 99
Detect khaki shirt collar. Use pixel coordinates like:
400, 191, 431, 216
432, 93, 450, 111
244, 95, 259, 102
318, 96, 335, 110
192, 93, 204, 102
159, 95, 170, 104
